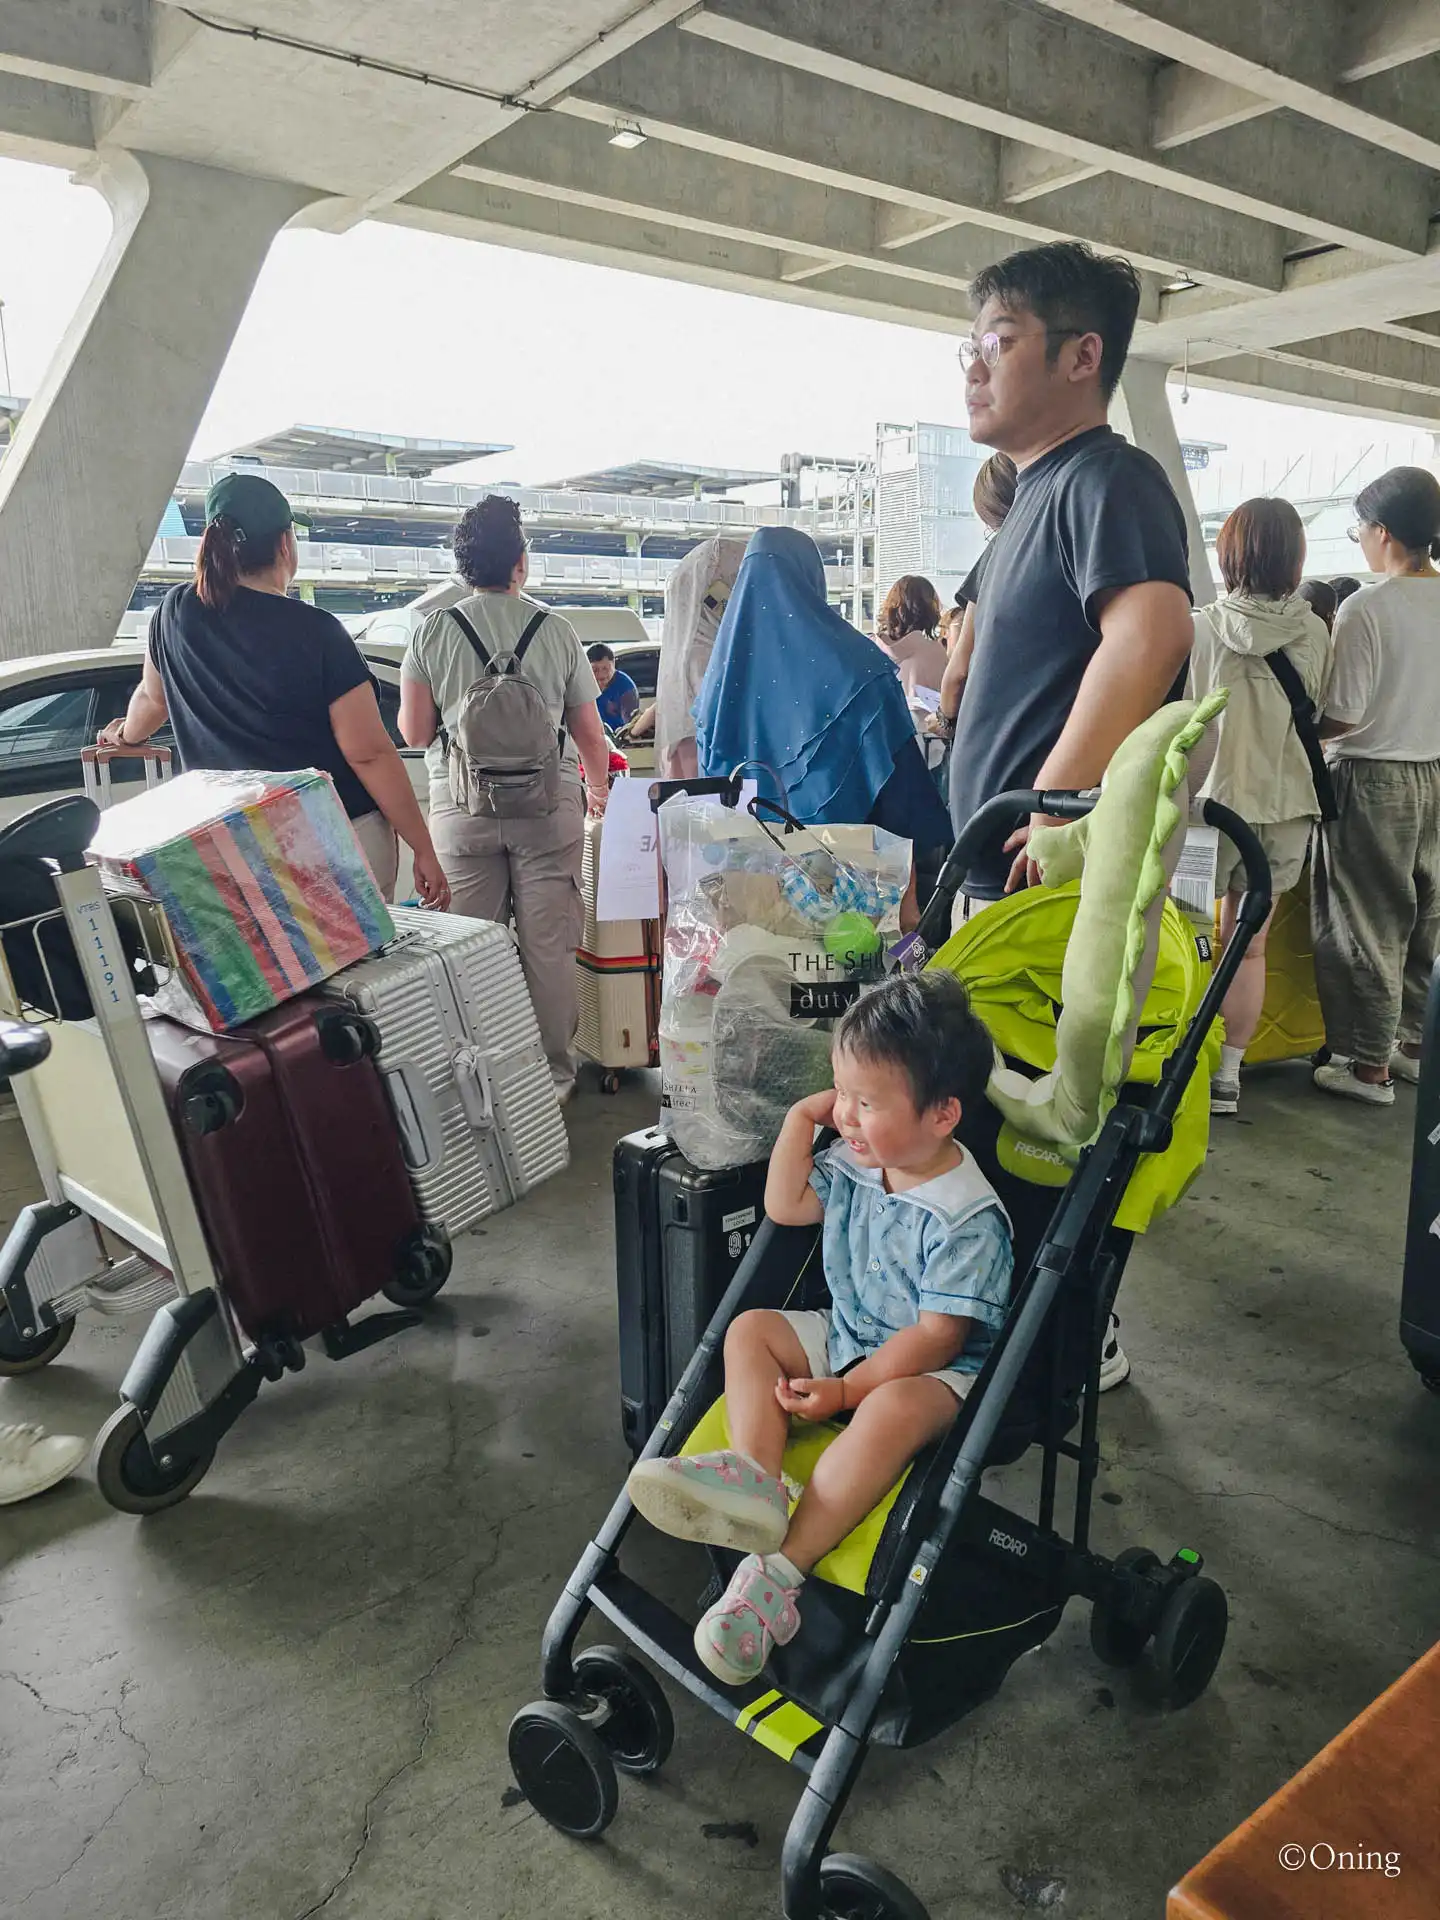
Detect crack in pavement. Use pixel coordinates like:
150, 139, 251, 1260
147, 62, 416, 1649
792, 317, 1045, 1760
4, 1671, 160, 1907
1125, 1464, 1440, 1562
290, 1491, 581, 1920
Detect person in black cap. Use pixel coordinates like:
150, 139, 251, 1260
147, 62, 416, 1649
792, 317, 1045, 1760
100, 473, 448, 907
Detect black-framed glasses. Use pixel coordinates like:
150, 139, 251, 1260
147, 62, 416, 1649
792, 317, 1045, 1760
958, 326, 1084, 371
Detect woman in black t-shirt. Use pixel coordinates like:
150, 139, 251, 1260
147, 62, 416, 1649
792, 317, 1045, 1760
99, 473, 447, 907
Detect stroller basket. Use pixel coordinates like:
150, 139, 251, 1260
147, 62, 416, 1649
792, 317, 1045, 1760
514, 776, 1272, 1920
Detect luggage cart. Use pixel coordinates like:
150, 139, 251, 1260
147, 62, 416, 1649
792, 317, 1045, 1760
0, 793, 421, 1513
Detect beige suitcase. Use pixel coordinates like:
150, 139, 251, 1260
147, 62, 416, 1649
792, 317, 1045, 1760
575, 816, 660, 1094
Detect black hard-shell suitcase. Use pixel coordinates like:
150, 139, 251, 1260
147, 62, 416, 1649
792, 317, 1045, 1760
614, 1128, 771, 1455
1401, 957, 1440, 1388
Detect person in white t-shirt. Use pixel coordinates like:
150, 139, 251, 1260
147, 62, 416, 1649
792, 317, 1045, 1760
1312, 467, 1440, 1107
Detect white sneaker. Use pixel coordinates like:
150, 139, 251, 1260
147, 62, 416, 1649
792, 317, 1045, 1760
1391, 1050, 1422, 1087
1098, 1313, 1131, 1392
1314, 1062, 1395, 1107
1209, 1073, 1240, 1117
0, 1422, 88, 1505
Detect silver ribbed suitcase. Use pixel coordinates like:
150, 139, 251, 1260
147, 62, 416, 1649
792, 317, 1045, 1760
320, 908, 569, 1235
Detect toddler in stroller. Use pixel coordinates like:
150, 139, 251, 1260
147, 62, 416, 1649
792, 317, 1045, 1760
510, 693, 1273, 1920
628, 973, 1014, 1687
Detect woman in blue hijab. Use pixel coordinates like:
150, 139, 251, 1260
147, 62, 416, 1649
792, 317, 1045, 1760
694, 527, 951, 846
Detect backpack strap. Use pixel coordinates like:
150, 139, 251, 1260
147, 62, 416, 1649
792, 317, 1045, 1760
447, 605, 496, 674
1264, 646, 1339, 823
511, 607, 550, 668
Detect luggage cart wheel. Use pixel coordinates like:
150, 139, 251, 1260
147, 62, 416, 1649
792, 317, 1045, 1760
817, 1853, 931, 1920
572, 1645, 674, 1776
93, 1403, 215, 1516
1089, 1546, 1162, 1668
507, 1700, 619, 1839
0, 1301, 75, 1376
383, 1227, 454, 1309
1140, 1574, 1228, 1709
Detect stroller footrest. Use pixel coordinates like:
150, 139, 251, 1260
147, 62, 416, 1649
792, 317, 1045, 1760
591, 1566, 822, 1773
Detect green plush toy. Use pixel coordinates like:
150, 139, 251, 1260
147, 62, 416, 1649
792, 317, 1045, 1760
935, 690, 1228, 1155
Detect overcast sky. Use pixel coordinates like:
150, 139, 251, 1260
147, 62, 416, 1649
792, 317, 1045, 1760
0, 155, 1429, 488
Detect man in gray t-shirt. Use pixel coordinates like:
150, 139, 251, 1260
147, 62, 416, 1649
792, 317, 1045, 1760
954, 242, 1193, 903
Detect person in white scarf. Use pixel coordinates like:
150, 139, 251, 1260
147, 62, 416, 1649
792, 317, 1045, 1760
1187, 496, 1331, 1116
652, 536, 748, 779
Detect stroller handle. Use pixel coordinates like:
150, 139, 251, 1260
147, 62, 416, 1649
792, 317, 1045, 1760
915, 787, 1098, 952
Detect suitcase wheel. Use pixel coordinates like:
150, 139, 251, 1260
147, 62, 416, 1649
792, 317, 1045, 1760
317, 1010, 382, 1065
382, 1225, 454, 1309
180, 1067, 242, 1134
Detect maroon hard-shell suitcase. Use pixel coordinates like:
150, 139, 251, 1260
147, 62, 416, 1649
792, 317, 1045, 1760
147, 999, 449, 1343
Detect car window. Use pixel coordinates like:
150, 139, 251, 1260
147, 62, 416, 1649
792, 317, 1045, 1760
616, 648, 660, 700
0, 687, 94, 763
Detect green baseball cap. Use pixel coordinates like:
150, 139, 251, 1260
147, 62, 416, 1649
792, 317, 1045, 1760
204, 471, 294, 541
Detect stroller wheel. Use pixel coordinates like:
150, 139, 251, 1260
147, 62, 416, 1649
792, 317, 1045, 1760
819, 1854, 931, 1920
508, 1700, 618, 1840
573, 1645, 674, 1776
93, 1404, 214, 1515
1089, 1546, 1161, 1669
0, 1300, 75, 1376
1142, 1575, 1228, 1709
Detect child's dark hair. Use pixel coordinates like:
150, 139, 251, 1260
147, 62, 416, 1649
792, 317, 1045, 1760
835, 973, 993, 1115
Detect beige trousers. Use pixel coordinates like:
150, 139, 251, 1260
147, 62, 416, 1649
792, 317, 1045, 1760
351, 808, 399, 903
430, 788, 585, 1089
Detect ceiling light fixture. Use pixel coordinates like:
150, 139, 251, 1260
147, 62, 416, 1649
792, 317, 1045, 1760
608, 120, 648, 150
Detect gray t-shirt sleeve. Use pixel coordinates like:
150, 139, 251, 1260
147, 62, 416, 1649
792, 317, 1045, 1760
1059, 451, 1193, 623
556, 619, 602, 708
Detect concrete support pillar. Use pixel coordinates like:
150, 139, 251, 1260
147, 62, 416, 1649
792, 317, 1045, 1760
1114, 358, 1214, 608
0, 151, 311, 660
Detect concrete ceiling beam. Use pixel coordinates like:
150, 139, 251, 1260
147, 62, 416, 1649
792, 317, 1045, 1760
456, 115, 998, 295
1150, 66, 1270, 148
1186, 351, 1440, 424
1035, 0, 1440, 169
1145, 238, 1440, 364
1341, 0, 1440, 81
682, 0, 1433, 256
998, 141, 1103, 202
0, 0, 149, 97
0, 68, 95, 166
390, 171, 976, 331
1260, 326, 1440, 397
563, 28, 1287, 290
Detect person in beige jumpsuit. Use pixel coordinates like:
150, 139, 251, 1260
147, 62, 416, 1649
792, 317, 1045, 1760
399, 497, 611, 1103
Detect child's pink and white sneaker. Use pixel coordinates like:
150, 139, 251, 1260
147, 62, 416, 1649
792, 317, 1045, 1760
694, 1553, 802, 1687
627, 1449, 790, 1553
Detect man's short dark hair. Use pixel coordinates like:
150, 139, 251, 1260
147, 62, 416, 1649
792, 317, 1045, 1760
969, 241, 1142, 399
1330, 576, 1362, 606
835, 973, 994, 1117
587, 643, 615, 664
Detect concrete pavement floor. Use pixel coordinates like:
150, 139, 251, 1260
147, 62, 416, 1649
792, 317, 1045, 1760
1, 1060, 1436, 1920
